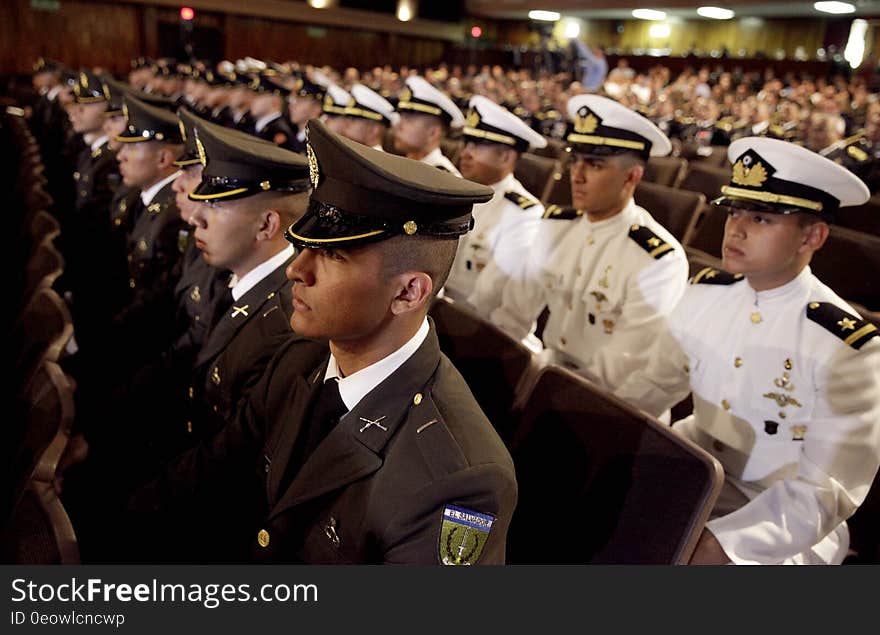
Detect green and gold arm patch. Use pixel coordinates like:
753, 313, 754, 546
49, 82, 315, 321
439, 505, 495, 566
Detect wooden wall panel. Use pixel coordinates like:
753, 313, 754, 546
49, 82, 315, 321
1, 0, 142, 75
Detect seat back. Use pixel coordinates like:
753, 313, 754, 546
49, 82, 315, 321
811, 226, 880, 311
683, 203, 727, 258
440, 137, 464, 168
836, 194, 880, 238
24, 235, 64, 303
634, 181, 704, 243
644, 155, 688, 188
531, 137, 567, 159
543, 156, 572, 207
506, 365, 723, 564
679, 163, 731, 203
429, 297, 537, 439
12, 287, 74, 394
514, 153, 559, 204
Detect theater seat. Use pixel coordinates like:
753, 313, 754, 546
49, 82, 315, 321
2, 360, 77, 559
835, 193, 880, 238
440, 137, 463, 168
11, 287, 74, 397
531, 137, 566, 160
23, 235, 64, 305
679, 163, 731, 202
683, 203, 727, 258
634, 181, 704, 243
429, 297, 538, 440
542, 157, 572, 207
811, 225, 880, 311
644, 155, 688, 188
514, 152, 559, 203
505, 365, 723, 564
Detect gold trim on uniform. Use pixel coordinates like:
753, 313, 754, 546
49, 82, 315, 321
720, 185, 823, 212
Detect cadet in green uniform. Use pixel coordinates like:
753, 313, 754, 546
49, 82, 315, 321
129, 119, 517, 565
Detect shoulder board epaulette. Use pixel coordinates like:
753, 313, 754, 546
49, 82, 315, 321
690, 267, 744, 285
434, 164, 450, 172
504, 191, 538, 210
628, 224, 675, 260
847, 143, 869, 162
716, 121, 733, 133
542, 204, 582, 220
806, 302, 878, 350
147, 201, 164, 214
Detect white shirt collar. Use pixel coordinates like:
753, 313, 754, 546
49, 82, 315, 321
748, 265, 813, 303
323, 317, 430, 412
91, 135, 109, 152
47, 85, 63, 101
489, 172, 516, 195
254, 112, 281, 133
422, 147, 444, 164
140, 170, 182, 206
585, 197, 638, 233
231, 244, 294, 302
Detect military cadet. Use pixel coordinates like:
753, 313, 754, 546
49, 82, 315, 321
129, 119, 516, 565
337, 83, 397, 150
490, 95, 688, 392
287, 74, 326, 153
321, 83, 353, 136
227, 72, 255, 133
820, 133, 880, 194
443, 95, 547, 318
246, 73, 297, 151
110, 95, 187, 354
181, 114, 311, 442
61, 71, 122, 343
393, 75, 463, 175
615, 138, 880, 565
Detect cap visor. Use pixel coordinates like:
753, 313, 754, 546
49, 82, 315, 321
284, 208, 387, 249
188, 180, 252, 201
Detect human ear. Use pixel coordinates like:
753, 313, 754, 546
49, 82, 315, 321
389, 272, 433, 315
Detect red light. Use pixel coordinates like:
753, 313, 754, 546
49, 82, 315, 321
471, 26, 482, 38
180, 7, 194, 20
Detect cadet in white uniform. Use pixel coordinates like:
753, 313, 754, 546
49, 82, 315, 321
339, 83, 397, 152
491, 95, 687, 391
445, 95, 548, 317
393, 75, 463, 175
321, 83, 353, 137
615, 137, 880, 565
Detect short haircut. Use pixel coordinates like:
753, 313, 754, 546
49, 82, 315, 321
244, 189, 310, 226
379, 234, 459, 298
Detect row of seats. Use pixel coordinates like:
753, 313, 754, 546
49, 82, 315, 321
3, 111, 80, 564
429, 296, 724, 564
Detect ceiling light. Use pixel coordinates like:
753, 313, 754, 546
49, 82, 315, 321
632, 9, 667, 20
563, 18, 581, 39
649, 23, 671, 38
814, 2, 856, 14
528, 10, 561, 21
697, 7, 735, 19
396, 0, 413, 21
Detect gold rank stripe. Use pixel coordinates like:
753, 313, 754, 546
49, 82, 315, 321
691, 267, 715, 284
286, 228, 386, 243
398, 100, 443, 117
720, 186, 823, 212
649, 243, 673, 258
344, 105, 384, 121
566, 133, 646, 151
844, 323, 878, 347
463, 126, 517, 147
173, 157, 202, 167
76, 95, 107, 104
189, 187, 250, 200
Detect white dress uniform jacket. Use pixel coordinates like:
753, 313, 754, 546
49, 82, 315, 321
445, 172, 544, 316
491, 198, 687, 391
615, 266, 880, 564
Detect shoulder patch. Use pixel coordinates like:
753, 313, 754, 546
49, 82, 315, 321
542, 204, 582, 220
690, 267, 745, 285
847, 143, 869, 163
439, 505, 495, 565
434, 164, 450, 172
504, 191, 538, 210
806, 302, 878, 350
628, 224, 675, 260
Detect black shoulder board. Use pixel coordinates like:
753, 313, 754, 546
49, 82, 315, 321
628, 224, 674, 260
434, 164, 450, 172
542, 204, 582, 220
690, 267, 745, 285
806, 302, 878, 350
504, 191, 538, 210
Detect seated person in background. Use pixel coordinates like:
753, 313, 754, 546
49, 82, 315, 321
444, 95, 547, 317
393, 75, 463, 175
615, 137, 880, 565
129, 119, 517, 565
491, 95, 687, 392
337, 83, 397, 151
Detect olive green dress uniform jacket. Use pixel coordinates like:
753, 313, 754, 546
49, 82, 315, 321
129, 322, 517, 565
185, 253, 297, 444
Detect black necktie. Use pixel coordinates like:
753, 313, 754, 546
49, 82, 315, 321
280, 378, 348, 492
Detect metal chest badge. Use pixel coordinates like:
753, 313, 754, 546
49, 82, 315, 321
439, 505, 495, 565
